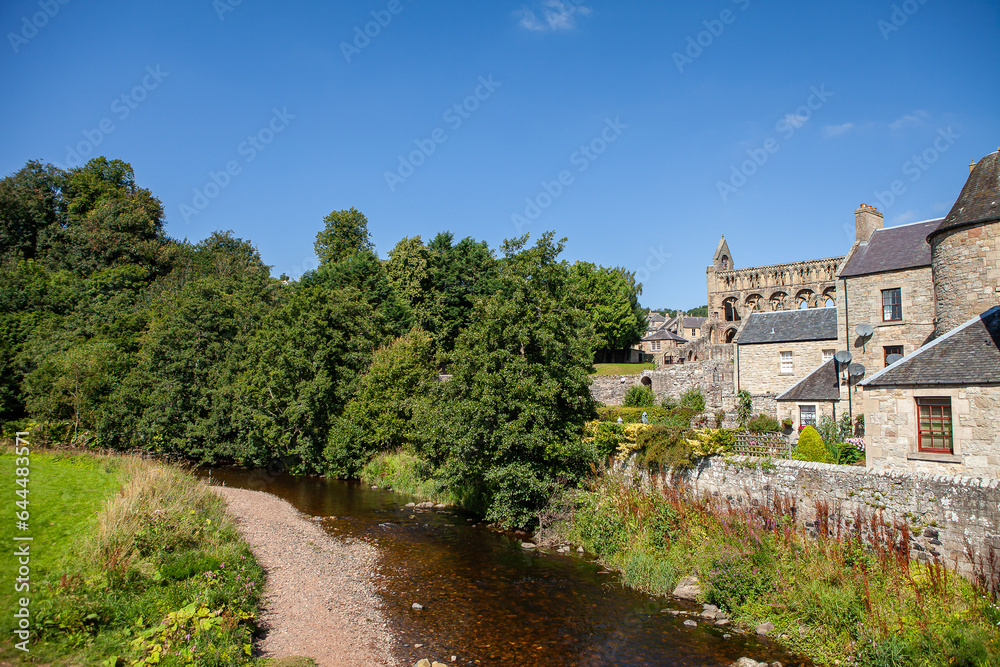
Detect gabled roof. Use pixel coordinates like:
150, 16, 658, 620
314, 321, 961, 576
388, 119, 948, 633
642, 329, 687, 343
929, 149, 1000, 240
679, 316, 707, 329
861, 305, 1000, 387
776, 359, 841, 402
735, 308, 838, 345
647, 311, 666, 323
839, 219, 941, 278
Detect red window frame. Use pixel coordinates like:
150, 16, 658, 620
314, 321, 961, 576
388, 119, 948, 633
916, 397, 952, 453
883, 345, 903, 367
882, 288, 902, 321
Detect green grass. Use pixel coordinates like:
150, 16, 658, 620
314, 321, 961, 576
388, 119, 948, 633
553, 471, 1000, 667
591, 363, 655, 375
360, 449, 457, 505
0, 449, 265, 666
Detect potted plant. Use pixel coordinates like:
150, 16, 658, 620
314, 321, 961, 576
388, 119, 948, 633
780, 417, 794, 432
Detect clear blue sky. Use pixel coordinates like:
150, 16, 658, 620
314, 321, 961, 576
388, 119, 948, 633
2, 0, 998, 309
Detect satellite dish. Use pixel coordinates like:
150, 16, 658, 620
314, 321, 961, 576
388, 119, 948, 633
834, 350, 853, 364
849, 363, 866, 377
885, 353, 903, 365
856, 323, 875, 338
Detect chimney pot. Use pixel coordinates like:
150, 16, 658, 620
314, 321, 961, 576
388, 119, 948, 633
854, 204, 883, 243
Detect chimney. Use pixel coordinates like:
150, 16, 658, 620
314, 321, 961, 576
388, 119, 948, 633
854, 203, 883, 243
970, 159, 978, 174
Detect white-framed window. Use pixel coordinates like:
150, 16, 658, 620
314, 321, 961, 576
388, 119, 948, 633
780, 351, 793, 374
822, 349, 835, 364
651, 340, 661, 351
800, 405, 817, 427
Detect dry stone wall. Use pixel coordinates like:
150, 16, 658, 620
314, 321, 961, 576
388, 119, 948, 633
658, 456, 1000, 576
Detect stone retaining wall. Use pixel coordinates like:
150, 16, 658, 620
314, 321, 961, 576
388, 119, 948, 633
589, 374, 645, 405
649, 456, 1000, 576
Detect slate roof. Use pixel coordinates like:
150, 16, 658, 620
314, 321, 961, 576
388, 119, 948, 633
642, 329, 687, 343
861, 305, 1000, 387
679, 316, 707, 330
929, 149, 1000, 240
647, 311, 666, 323
839, 219, 941, 278
776, 359, 841, 402
735, 308, 838, 345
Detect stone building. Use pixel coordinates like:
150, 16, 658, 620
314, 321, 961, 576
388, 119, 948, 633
836, 204, 940, 379
665, 313, 707, 340
701, 236, 843, 347
734, 308, 838, 396
929, 149, 1000, 336
775, 359, 842, 440
639, 328, 687, 365
860, 306, 1000, 476
859, 149, 1000, 477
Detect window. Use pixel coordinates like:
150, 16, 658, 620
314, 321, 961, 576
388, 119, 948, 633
780, 351, 793, 374
651, 340, 661, 351
883, 345, 903, 367
822, 349, 835, 364
916, 397, 952, 453
882, 288, 902, 321
800, 405, 817, 427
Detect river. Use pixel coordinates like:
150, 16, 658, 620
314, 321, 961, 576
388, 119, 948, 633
203, 467, 811, 667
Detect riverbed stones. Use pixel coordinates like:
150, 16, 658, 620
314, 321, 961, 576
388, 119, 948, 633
731, 659, 767, 667
755, 621, 775, 636
683, 619, 697, 627
521, 542, 537, 549
672, 575, 701, 601
700, 604, 719, 618
411, 603, 424, 610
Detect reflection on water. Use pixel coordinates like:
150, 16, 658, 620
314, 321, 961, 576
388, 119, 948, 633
202, 468, 811, 667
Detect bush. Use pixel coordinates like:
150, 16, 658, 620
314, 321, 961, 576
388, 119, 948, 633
638, 424, 695, 470
679, 387, 705, 413
705, 548, 775, 612
593, 421, 627, 457
623, 385, 655, 407
714, 411, 726, 428
793, 425, 828, 462
736, 389, 753, 427
746, 413, 781, 432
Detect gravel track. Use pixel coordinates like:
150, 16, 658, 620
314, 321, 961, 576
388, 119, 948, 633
212, 485, 400, 667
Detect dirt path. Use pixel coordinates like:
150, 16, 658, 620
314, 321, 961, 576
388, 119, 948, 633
212, 486, 400, 667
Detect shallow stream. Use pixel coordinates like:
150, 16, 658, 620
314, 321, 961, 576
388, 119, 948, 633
203, 468, 812, 666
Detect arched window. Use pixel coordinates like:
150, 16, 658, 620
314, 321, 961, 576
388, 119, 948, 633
724, 328, 738, 343
723, 297, 740, 322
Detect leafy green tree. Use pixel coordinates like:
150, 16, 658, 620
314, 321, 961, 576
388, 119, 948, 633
623, 385, 655, 407
236, 284, 379, 472
314, 207, 374, 265
385, 236, 430, 311
570, 262, 645, 358
0, 160, 65, 264
425, 233, 598, 528
324, 328, 437, 477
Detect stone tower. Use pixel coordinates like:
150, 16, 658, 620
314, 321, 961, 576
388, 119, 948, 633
706, 236, 733, 321
928, 148, 1000, 337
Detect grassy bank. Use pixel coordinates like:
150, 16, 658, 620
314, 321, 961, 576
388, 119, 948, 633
545, 470, 1000, 667
0, 450, 265, 666
359, 449, 458, 505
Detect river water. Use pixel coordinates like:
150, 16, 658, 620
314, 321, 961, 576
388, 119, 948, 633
203, 468, 811, 667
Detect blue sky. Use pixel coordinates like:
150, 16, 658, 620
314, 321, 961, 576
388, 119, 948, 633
2, 0, 998, 309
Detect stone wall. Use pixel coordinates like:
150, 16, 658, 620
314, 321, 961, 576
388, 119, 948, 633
862, 384, 1000, 478
662, 456, 1000, 575
931, 221, 1000, 336
736, 339, 836, 395
589, 374, 645, 405
837, 265, 936, 378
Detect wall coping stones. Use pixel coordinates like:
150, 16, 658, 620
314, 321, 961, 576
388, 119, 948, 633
730, 455, 998, 486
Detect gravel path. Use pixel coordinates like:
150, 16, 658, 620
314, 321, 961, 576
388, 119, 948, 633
213, 486, 400, 667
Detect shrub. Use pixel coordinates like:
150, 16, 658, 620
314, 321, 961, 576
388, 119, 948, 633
746, 413, 781, 432
661, 395, 678, 410
679, 387, 705, 413
596, 406, 670, 423
623, 385, 655, 407
593, 421, 627, 457
705, 548, 775, 612
736, 390, 753, 427
638, 425, 695, 470
793, 425, 828, 462
714, 411, 726, 428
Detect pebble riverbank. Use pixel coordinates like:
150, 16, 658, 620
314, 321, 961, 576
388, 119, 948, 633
212, 485, 400, 667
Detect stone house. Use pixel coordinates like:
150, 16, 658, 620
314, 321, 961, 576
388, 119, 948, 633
860, 306, 1000, 476
860, 148, 1000, 477
734, 308, 838, 396
836, 204, 940, 379
665, 313, 707, 340
775, 358, 842, 439
640, 328, 687, 365
645, 310, 666, 335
